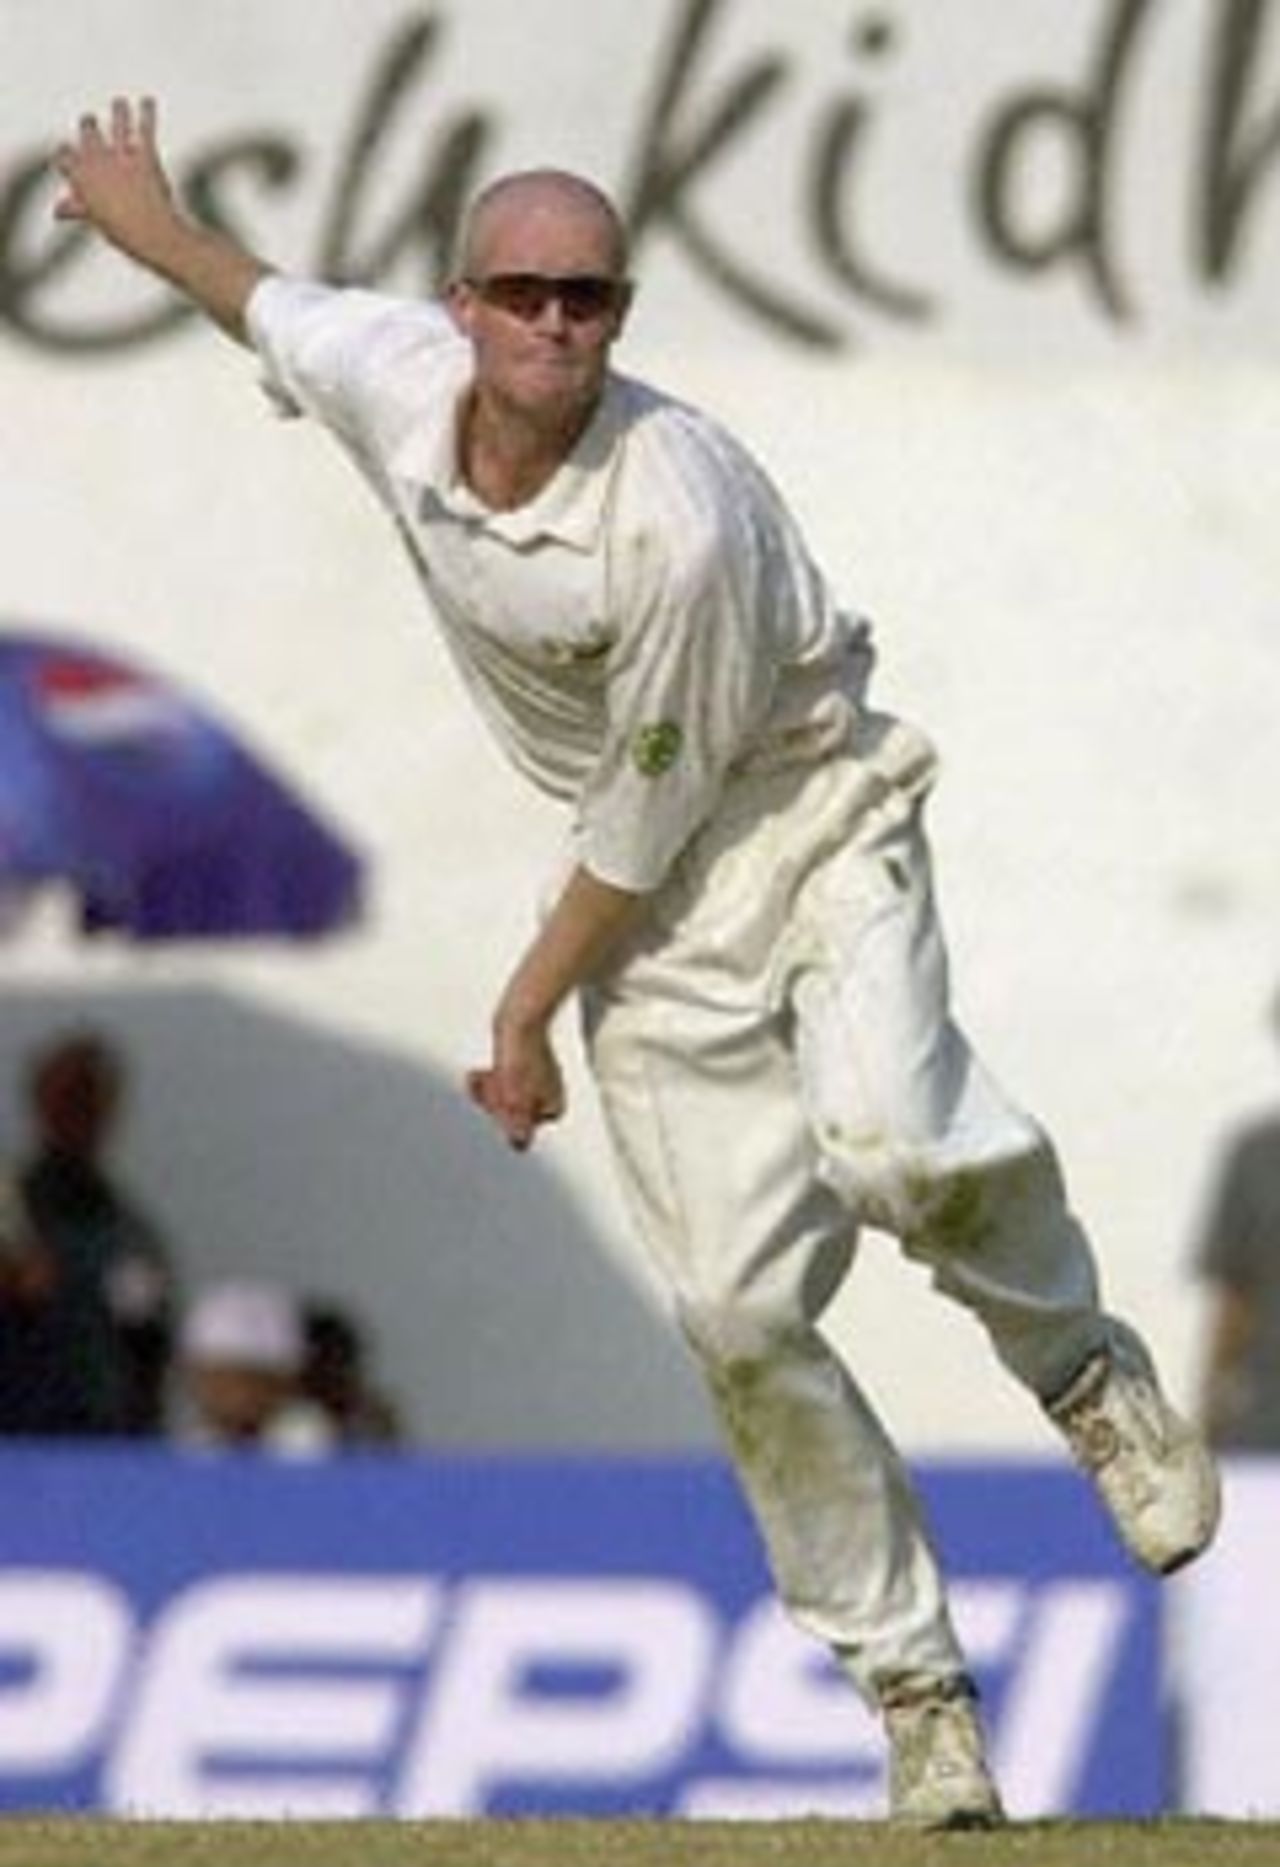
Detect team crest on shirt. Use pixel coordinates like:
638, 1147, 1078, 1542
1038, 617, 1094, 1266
632, 720, 683, 777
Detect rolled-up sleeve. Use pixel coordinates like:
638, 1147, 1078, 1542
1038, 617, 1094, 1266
246, 276, 455, 439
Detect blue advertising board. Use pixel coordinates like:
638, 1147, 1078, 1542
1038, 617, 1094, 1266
0, 1449, 1160, 1820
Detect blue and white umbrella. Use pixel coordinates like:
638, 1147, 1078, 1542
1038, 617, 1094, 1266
0, 628, 364, 940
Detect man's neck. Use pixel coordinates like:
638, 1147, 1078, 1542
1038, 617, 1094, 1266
459, 389, 594, 512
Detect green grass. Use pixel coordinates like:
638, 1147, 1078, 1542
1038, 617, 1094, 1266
0, 1820, 1278, 1867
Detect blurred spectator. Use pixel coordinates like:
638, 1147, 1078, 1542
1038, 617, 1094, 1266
0, 1170, 53, 1307
0, 1030, 176, 1435
1193, 1000, 1280, 1449
174, 1278, 335, 1454
301, 1300, 402, 1446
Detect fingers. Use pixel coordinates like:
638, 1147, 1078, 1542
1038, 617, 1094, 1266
109, 94, 158, 149
465, 1066, 558, 1151
51, 95, 162, 223
62, 95, 157, 160
466, 1068, 535, 1149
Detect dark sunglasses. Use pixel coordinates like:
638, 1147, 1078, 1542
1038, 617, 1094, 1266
464, 272, 631, 323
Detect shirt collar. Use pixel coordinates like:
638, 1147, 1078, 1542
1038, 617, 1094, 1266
390, 364, 630, 552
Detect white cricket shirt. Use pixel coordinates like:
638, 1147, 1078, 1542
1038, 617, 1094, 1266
248, 277, 876, 892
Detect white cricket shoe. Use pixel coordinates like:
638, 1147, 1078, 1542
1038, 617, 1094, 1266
1047, 1328, 1221, 1575
880, 1673, 1005, 1830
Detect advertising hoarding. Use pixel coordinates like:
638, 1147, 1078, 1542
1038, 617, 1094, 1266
0, 1449, 1160, 1820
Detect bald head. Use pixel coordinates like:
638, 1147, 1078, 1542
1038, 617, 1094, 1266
457, 170, 630, 282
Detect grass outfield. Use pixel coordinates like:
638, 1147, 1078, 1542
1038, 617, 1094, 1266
0, 1822, 1278, 1867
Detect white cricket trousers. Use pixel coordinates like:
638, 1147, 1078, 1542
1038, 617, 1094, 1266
581, 713, 1110, 1699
